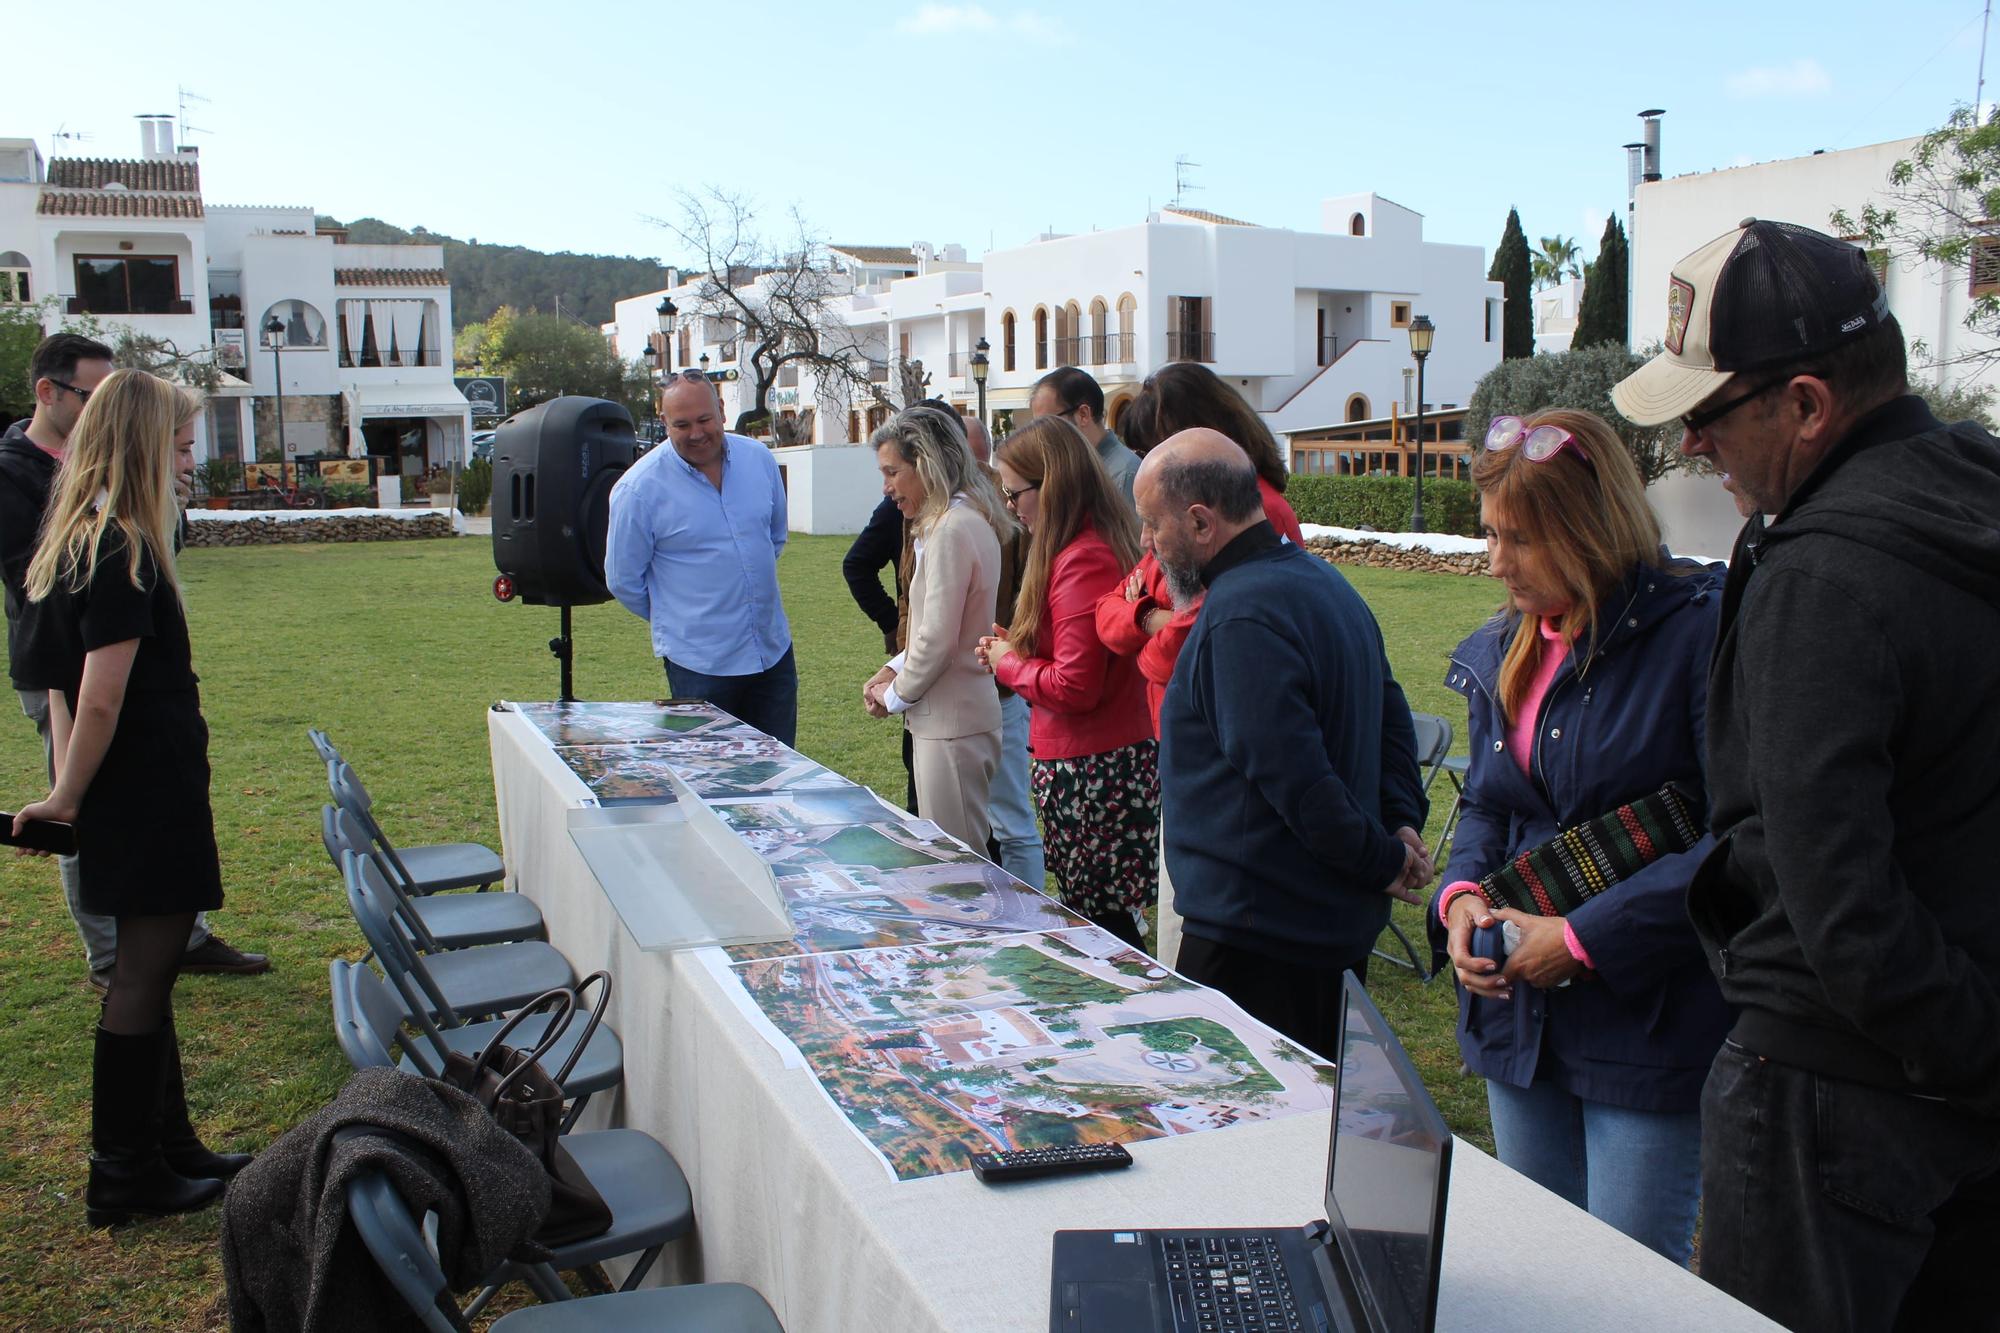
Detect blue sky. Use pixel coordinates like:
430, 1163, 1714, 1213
10, 0, 1993, 271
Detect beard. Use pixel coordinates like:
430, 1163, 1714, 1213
1161, 557, 1205, 611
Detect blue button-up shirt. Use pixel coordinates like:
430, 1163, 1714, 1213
604, 432, 791, 676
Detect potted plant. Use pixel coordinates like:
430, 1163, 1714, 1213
192, 458, 241, 509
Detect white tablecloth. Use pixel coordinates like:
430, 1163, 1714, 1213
489, 709, 1777, 1333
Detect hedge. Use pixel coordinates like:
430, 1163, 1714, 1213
1280, 474, 1479, 537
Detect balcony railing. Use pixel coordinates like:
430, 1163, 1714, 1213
1163, 329, 1215, 363
1053, 336, 1083, 366
65, 295, 194, 316
1316, 335, 1340, 367
866, 359, 890, 383
1080, 333, 1134, 366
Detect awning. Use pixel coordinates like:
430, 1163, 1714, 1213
344, 380, 471, 419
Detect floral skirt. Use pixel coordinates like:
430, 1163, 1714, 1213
1030, 739, 1160, 918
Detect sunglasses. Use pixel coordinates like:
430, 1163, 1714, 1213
1000, 481, 1040, 506
49, 379, 92, 403
1679, 377, 1789, 434
1485, 416, 1592, 468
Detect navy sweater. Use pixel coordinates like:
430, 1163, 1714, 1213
1161, 528, 1425, 966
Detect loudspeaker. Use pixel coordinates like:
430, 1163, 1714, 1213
490, 397, 638, 606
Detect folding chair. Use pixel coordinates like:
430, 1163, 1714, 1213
323, 806, 544, 951
1436, 754, 1471, 856
332, 959, 624, 1130
343, 850, 573, 1024
329, 759, 505, 895
344, 1164, 780, 1330
1370, 712, 1455, 979
307, 727, 342, 768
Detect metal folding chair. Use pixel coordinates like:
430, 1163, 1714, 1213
323, 805, 544, 950
1371, 712, 1455, 979
329, 758, 505, 895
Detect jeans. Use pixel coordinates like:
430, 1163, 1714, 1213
19, 689, 209, 972
1700, 1039, 2000, 1330
1485, 1075, 1701, 1266
989, 693, 1044, 889
663, 646, 798, 746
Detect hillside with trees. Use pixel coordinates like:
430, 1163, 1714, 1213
316, 216, 670, 330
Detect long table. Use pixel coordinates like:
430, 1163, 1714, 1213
489, 709, 1777, 1333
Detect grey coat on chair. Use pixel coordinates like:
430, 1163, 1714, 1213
220, 1066, 549, 1333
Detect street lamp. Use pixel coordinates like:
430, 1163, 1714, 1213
1407, 314, 1435, 533
971, 336, 990, 433
699, 351, 710, 377
263, 314, 287, 472
656, 296, 678, 376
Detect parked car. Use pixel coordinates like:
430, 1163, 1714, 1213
470, 430, 497, 461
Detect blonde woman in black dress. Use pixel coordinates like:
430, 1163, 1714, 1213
13, 370, 246, 1226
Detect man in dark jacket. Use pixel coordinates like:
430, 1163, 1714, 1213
1146, 428, 1428, 1056
1614, 220, 2000, 1328
3, 334, 266, 990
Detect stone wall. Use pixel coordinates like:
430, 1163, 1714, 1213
186, 512, 456, 547
1302, 534, 1489, 577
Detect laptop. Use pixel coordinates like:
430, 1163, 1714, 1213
1049, 973, 1452, 1333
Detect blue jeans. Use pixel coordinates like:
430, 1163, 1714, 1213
990, 693, 1044, 889
1485, 1076, 1701, 1266
662, 647, 798, 747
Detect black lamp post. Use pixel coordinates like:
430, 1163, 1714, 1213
1407, 314, 1435, 532
656, 296, 678, 376
972, 335, 990, 432
699, 351, 710, 378
263, 314, 287, 468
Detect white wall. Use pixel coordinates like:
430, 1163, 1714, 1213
771, 443, 881, 534
241, 232, 340, 397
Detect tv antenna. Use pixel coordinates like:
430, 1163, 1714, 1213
51, 124, 93, 150
1170, 155, 1202, 209
177, 86, 212, 143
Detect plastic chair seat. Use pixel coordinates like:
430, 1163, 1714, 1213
398, 841, 505, 894
424, 941, 574, 1018
400, 1008, 623, 1098
539, 1128, 694, 1271
412, 891, 545, 948
490, 1283, 784, 1332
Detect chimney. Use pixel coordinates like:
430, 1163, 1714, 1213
138, 115, 157, 158
157, 119, 175, 157
1639, 109, 1664, 183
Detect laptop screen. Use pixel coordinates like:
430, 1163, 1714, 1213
1324, 974, 1450, 1332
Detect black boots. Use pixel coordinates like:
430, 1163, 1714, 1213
85, 1025, 227, 1228
158, 1019, 253, 1181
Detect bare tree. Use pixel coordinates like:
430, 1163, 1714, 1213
897, 356, 931, 408
652, 187, 893, 439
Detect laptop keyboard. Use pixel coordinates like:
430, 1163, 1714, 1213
1161, 1233, 1305, 1332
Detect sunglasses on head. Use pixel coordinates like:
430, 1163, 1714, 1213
1484, 416, 1593, 468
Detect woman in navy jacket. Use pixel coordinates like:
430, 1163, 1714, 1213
1427, 409, 1731, 1266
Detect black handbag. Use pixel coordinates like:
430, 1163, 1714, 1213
442, 972, 614, 1247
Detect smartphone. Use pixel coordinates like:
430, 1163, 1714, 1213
0, 813, 78, 855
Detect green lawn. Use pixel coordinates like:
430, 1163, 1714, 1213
0, 533, 1500, 1329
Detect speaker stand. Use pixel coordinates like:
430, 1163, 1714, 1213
549, 605, 576, 703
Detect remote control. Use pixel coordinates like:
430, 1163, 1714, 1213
970, 1142, 1133, 1183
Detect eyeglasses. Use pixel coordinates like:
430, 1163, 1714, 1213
1000, 481, 1040, 506
1485, 416, 1592, 468
1679, 377, 1791, 435
49, 379, 92, 403
674, 368, 708, 383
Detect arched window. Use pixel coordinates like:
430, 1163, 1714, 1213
1114, 293, 1137, 363
261, 299, 327, 348
1349, 213, 1366, 237
1346, 394, 1370, 422
1108, 394, 1133, 432
1087, 297, 1109, 365
0, 250, 28, 304
1033, 306, 1049, 370
1001, 310, 1017, 372
1060, 300, 1081, 365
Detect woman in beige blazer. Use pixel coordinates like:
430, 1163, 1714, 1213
863, 406, 1017, 852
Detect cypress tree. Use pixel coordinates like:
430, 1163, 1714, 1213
1574, 216, 1630, 350
1489, 209, 1535, 359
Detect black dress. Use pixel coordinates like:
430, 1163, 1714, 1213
10, 526, 222, 916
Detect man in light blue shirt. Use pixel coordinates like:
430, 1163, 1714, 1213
605, 371, 797, 743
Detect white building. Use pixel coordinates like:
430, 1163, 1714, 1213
1629, 135, 1983, 557
1534, 276, 1583, 355
606, 195, 1504, 532
0, 121, 468, 479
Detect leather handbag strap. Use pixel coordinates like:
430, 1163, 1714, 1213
470, 987, 575, 1098
546, 972, 612, 1089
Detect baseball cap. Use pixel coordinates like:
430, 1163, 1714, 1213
1612, 219, 1891, 427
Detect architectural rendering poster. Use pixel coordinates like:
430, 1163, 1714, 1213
656, 735, 859, 799
721, 819, 1085, 962
733, 926, 1339, 1181
509, 699, 757, 748
554, 744, 684, 805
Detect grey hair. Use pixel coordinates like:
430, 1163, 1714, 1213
1153, 454, 1261, 524
870, 405, 1016, 539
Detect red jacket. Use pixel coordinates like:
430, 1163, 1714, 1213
1094, 479, 1304, 735
994, 523, 1151, 761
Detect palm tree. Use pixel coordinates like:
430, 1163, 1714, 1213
1532, 235, 1583, 289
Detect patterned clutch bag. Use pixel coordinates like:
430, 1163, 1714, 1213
1477, 782, 1706, 917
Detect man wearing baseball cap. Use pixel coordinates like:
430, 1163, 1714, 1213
1613, 220, 2000, 1325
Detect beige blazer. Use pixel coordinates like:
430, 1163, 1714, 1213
897, 503, 1003, 740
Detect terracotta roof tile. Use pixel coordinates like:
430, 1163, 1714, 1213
1162, 207, 1257, 227
831, 244, 920, 266
38, 190, 205, 219
335, 268, 448, 287
48, 156, 201, 193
